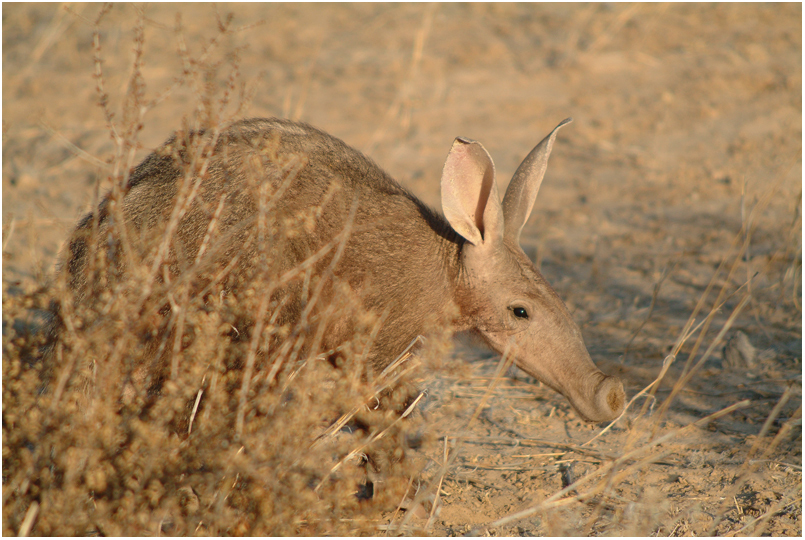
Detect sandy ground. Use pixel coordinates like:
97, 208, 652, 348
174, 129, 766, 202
2, 3, 801, 535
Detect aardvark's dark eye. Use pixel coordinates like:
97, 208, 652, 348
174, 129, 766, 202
512, 307, 529, 319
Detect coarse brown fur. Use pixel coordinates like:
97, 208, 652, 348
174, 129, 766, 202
62, 118, 463, 375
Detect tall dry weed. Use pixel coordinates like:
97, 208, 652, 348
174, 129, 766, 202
3, 7, 430, 535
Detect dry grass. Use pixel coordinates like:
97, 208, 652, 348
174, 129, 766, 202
2, 9, 432, 536
4, 276, 427, 535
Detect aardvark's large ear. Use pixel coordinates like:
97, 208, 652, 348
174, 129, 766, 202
440, 137, 503, 246
502, 118, 572, 244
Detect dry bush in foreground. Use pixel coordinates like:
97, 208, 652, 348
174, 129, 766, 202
3, 9, 433, 535
4, 116, 431, 536
4, 272, 427, 535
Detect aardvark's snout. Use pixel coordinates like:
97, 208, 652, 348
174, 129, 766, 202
591, 374, 626, 422
568, 372, 625, 423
